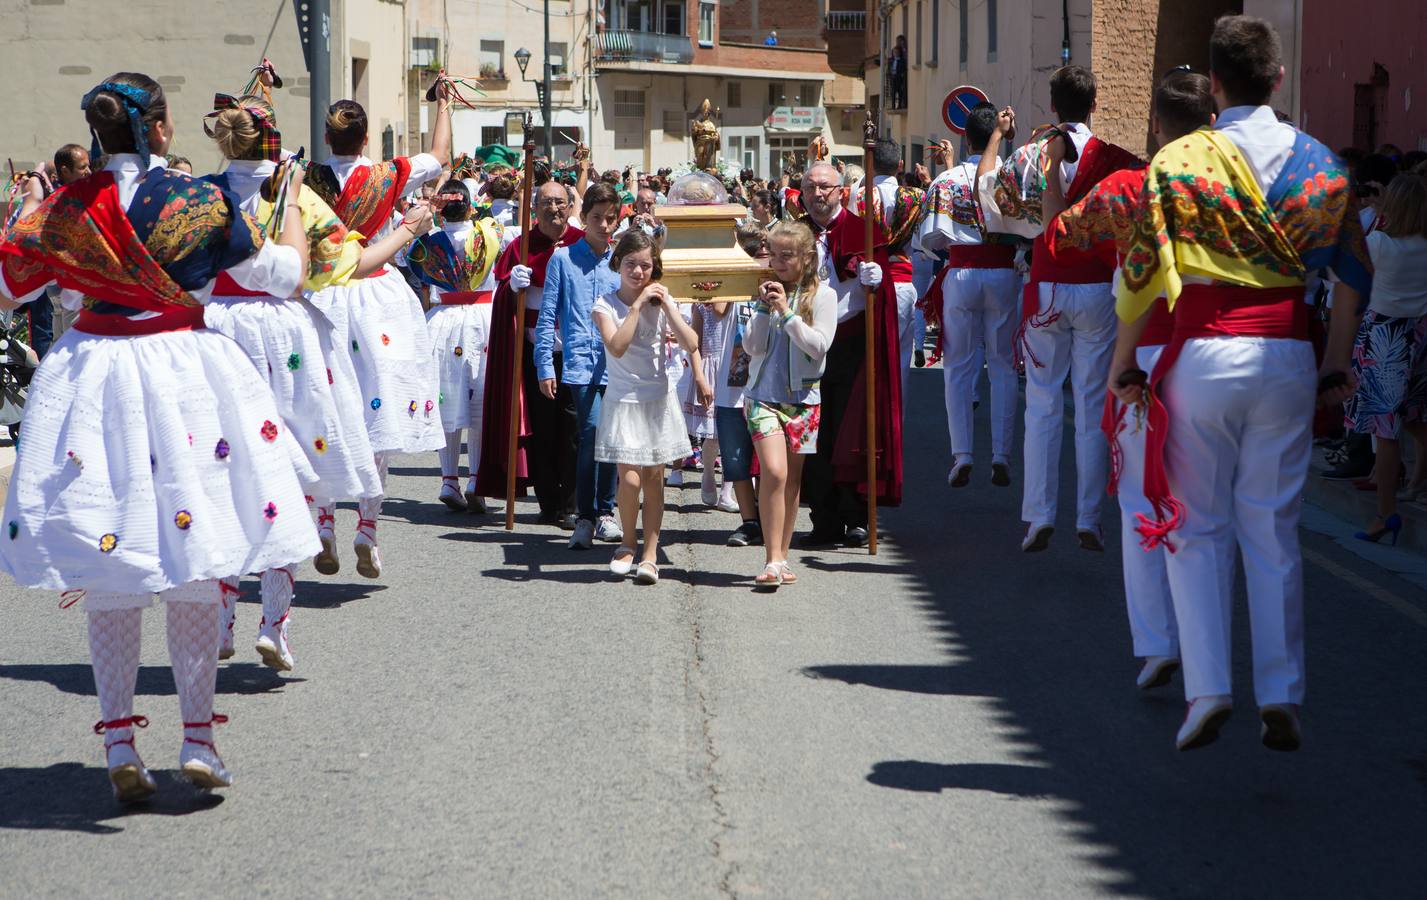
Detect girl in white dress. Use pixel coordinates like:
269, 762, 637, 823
0, 73, 315, 800
592, 231, 700, 584
306, 94, 451, 578
202, 94, 434, 670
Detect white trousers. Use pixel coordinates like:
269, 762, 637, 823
894, 281, 918, 401
1021, 281, 1116, 529
1161, 337, 1314, 706
1115, 345, 1177, 659
941, 267, 1022, 464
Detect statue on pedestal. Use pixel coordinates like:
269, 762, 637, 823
692, 98, 720, 174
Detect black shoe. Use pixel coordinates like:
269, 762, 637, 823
467, 495, 489, 515
990, 462, 1011, 487
1321, 462, 1374, 480
537, 510, 562, 526
557, 513, 578, 531
844, 526, 869, 547
727, 520, 764, 547
913, 349, 926, 368
800, 528, 845, 548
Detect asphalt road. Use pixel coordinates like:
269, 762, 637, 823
1, 364, 1425, 898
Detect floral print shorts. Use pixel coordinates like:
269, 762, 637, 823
745, 400, 820, 454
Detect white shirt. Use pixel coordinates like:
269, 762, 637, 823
812, 208, 865, 323
592, 291, 678, 402
491, 198, 518, 229
917, 156, 998, 253
1366, 232, 1427, 318
1, 153, 301, 307
1212, 105, 1296, 193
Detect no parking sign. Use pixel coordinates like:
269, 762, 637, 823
941, 85, 990, 135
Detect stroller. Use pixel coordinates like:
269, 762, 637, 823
0, 307, 38, 441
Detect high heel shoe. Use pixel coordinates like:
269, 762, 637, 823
1355, 513, 1403, 546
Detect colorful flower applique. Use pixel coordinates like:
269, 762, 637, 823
174, 510, 193, 530
263, 502, 278, 521
408, 400, 418, 413
352, 339, 360, 352
454, 346, 464, 357
371, 398, 382, 410
261, 420, 279, 442
287, 353, 302, 371
327, 368, 334, 385
424, 400, 434, 413
381, 334, 391, 346
7, 521, 17, 540
215, 438, 231, 460
99, 533, 118, 554
66, 450, 83, 470
313, 437, 328, 454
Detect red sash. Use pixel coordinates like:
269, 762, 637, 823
949, 243, 1016, 268
76, 307, 206, 335
1132, 284, 1306, 549
212, 271, 270, 297
888, 255, 914, 283
441, 290, 494, 306
0, 173, 196, 314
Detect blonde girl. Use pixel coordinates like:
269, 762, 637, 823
744, 221, 837, 589
592, 230, 701, 584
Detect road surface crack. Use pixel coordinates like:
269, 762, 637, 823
680, 520, 738, 898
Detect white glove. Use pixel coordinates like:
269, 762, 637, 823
510, 264, 533, 291
858, 261, 884, 289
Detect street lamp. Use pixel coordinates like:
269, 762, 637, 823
511, 3, 554, 158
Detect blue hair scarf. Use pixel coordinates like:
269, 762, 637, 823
80, 81, 154, 161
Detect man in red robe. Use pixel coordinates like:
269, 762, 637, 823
798, 162, 904, 548
474, 179, 584, 527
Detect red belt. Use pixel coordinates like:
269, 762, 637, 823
442, 291, 494, 306
76, 307, 207, 336
212, 272, 269, 298
888, 255, 914, 283
1137, 300, 1175, 348
1127, 283, 1307, 550
945, 243, 1017, 269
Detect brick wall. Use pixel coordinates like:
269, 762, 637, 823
719, 0, 824, 49
1091, 0, 1240, 157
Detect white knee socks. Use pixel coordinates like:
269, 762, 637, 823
163, 585, 222, 749
88, 607, 144, 752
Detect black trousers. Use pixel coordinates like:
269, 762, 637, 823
522, 346, 578, 515
802, 333, 868, 534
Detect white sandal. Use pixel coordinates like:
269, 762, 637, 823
754, 562, 783, 591
634, 561, 660, 585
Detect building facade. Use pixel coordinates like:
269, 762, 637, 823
404, 0, 594, 160
590, 0, 861, 178
0, 0, 411, 174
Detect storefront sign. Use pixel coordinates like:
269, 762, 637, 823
765, 106, 825, 131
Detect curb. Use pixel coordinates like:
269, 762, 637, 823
1305, 447, 1427, 556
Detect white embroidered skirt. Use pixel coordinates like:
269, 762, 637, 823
595, 393, 693, 467
425, 301, 492, 433
0, 326, 321, 594
206, 294, 382, 504
312, 268, 444, 455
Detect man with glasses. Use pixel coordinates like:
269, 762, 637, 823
475, 180, 585, 527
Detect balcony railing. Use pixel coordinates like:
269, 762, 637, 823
825, 11, 867, 31
595, 30, 695, 64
